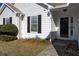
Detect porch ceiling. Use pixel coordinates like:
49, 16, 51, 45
36, 3, 69, 10
51, 3, 79, 11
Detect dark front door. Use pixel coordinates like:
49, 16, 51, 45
60, 17, 69, 37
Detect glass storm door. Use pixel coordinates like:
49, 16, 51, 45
60, 17, 69, 37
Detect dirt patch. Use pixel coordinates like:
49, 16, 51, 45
64, 43, 79, 56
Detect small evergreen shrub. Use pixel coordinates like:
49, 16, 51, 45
0, 25, 2, 29
0, 24, 18, 36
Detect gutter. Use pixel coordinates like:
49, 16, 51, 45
53, 3, 70, 9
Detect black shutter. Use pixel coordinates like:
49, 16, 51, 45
10, 17, 12, 24
38, 15, 41, 33
3, 18, 5, 25
27, 16, 30, 33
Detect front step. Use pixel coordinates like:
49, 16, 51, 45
54, 42, 67, 46
53, 39, 78, 46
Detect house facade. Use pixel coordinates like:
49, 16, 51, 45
0, 3, 51, 39
0, 3, 79, 45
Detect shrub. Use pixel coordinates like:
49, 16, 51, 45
0, 25, 2, 29
0, 24, 18, 36
0, 35, 17, 41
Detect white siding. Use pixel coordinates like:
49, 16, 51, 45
14, 3, 51, 39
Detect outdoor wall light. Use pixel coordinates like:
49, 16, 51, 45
47, 12, 50, 16
63, 9, 67, 12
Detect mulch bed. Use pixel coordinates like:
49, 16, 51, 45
64, 43, 79, 56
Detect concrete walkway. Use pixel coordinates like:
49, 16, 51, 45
37, 44, 58, 56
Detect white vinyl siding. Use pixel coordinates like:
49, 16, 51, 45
13, 3, 51, 39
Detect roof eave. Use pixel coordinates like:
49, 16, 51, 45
5, 3, 25, 16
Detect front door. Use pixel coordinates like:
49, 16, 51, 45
60, 17, 69, 38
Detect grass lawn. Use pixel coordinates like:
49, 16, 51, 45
0, 39, 50, 56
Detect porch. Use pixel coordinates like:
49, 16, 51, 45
52, 39, 78, 56
50, 3, 79, 46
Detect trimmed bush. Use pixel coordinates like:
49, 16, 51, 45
0, 25, 2, 29
0, 24, 18, 36
0, 35, 17, 41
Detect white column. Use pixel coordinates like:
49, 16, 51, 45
48, 7, 56, 41
47, 8, 52, 42
19, 16, 22, 39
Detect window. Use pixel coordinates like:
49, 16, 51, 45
3, 17, 12, 24
31, 16, 38, 32
0, 3, 3, 7
27, 15, 41, 33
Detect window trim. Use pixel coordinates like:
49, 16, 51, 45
30, 16, 38, 33
3, 17, 12, 24
70, 17, 73, 36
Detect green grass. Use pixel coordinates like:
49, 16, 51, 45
0, 39, 50, 56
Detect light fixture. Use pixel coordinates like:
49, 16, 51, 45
63, 9, 67, 12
